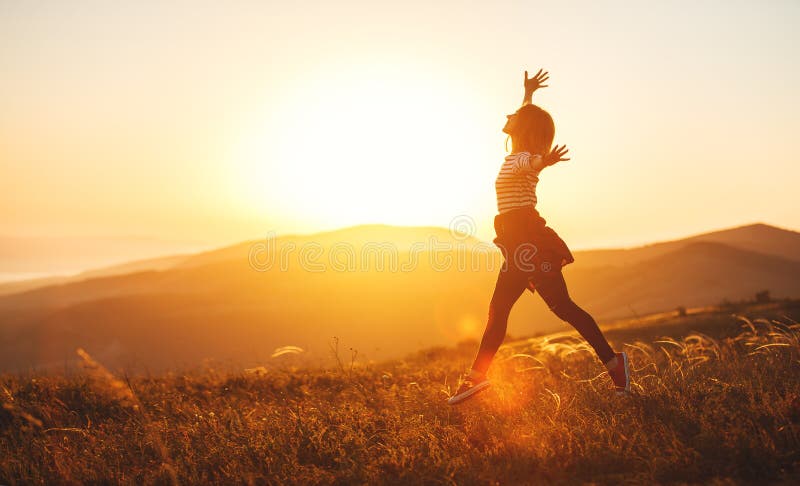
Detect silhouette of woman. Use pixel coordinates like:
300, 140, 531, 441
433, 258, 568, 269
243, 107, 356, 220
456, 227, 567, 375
448, 69, 630, 405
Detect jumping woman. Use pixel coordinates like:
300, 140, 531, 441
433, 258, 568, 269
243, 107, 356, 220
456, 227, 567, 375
447, 69, 630, 405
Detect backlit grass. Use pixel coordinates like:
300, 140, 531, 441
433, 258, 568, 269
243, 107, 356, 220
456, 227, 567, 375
2, 309, 800, 484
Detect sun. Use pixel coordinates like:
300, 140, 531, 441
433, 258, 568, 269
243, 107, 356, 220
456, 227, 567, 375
228, 62, 496, 233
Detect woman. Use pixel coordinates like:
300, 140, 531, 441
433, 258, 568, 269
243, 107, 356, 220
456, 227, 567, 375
447, 69, 630, 405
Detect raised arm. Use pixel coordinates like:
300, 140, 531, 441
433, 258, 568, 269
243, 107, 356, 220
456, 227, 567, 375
510, 145, 571, 174
521, 69, 549, 106
544, 144, 570, 167
509, 152, 545, 174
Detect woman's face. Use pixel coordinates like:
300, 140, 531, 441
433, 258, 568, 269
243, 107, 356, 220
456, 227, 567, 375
503, 113, 518, 135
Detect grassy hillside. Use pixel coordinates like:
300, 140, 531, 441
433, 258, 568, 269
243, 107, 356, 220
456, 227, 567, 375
2, 302, 800, 484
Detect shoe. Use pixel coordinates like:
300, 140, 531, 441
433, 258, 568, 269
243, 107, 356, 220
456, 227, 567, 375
447, 374, 490, 405
608, 352, 630, 395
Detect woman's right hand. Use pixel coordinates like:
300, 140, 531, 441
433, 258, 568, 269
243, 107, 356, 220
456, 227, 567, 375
544, 144, 570, 166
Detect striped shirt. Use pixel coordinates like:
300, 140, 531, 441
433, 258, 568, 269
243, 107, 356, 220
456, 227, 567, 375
495, 151, 545, 214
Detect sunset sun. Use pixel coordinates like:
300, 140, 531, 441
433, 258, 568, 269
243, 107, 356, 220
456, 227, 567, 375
229, 64, 495, 231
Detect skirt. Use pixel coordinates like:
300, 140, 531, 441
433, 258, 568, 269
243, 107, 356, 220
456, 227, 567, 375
492, 206, 575, 282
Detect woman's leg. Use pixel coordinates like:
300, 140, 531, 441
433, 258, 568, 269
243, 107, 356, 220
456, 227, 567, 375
470, 268, 528, 374
531, 271, 616, 364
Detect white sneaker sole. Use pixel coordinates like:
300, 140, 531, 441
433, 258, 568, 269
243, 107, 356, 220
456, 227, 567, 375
447, 380, 491, 405
615, 352, 631, 396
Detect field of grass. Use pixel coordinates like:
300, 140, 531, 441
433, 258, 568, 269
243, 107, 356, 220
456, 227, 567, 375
2, 302, 800, 485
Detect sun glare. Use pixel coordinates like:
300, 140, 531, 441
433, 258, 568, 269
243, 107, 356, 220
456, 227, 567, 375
229, 63, 493, 232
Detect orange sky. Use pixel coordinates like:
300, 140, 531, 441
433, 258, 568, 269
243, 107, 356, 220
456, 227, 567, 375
1, 0, 799, 252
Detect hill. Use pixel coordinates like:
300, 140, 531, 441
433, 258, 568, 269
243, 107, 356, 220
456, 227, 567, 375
0, 224, 482, 296
1, 303, 799, 484
6, 221, 795, 297
568, 240, 800, 317
0, 223, 798, 372
0, 235, 204, 278
172, 224, 488, 269
573, 222, 800, 268
0, 253, 190, 297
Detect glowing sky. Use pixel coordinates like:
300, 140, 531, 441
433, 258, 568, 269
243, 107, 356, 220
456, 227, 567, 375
1, 0, 798, 250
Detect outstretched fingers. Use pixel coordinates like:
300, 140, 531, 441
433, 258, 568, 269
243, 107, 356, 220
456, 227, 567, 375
548, 144, 571, 164
525, 68, 543, 82
525, 68, 550, 90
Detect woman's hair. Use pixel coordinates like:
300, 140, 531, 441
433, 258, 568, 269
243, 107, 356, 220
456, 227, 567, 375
510, 104, 554, 156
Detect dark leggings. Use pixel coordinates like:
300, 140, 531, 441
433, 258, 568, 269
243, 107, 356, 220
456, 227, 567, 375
471, 267, 615, 374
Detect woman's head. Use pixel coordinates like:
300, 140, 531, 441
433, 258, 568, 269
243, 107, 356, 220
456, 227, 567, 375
503, 104, 554, 155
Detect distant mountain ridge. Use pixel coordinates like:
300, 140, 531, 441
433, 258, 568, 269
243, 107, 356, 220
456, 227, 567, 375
0, 235, 205, 275
0, 253, 190, 297
0, 222, 798, 372
573, 223, 800, 268
567, 240, 800, 316
0, 225, 481, 297
2, 222, 795, 298
173, 224, 489, 270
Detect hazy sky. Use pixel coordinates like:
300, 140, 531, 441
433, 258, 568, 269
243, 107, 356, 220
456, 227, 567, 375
2, 0, 799, 250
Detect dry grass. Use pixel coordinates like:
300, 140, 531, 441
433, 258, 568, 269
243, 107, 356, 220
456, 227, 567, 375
2, 311, 800, 485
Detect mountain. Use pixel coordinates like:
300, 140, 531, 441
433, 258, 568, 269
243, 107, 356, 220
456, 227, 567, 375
0, 253, 189, 297
0, 235, 206, 275
573, 223, 800, 268
173, 224, 488, 270
0, 227, 499, 372
0, 223, 798, 372
567, 241, 800, 317
0, 225, 481, 296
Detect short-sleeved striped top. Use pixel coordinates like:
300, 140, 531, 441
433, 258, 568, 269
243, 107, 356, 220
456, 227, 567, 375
495, 152, 545, 214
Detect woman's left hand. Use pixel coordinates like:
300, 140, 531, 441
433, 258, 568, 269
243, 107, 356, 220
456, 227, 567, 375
545, 144, 570, 166
524, 69, 549, 93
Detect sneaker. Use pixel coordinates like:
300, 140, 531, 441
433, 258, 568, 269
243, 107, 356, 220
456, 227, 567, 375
447, 374, 490, 405
608, 352, 631, 395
